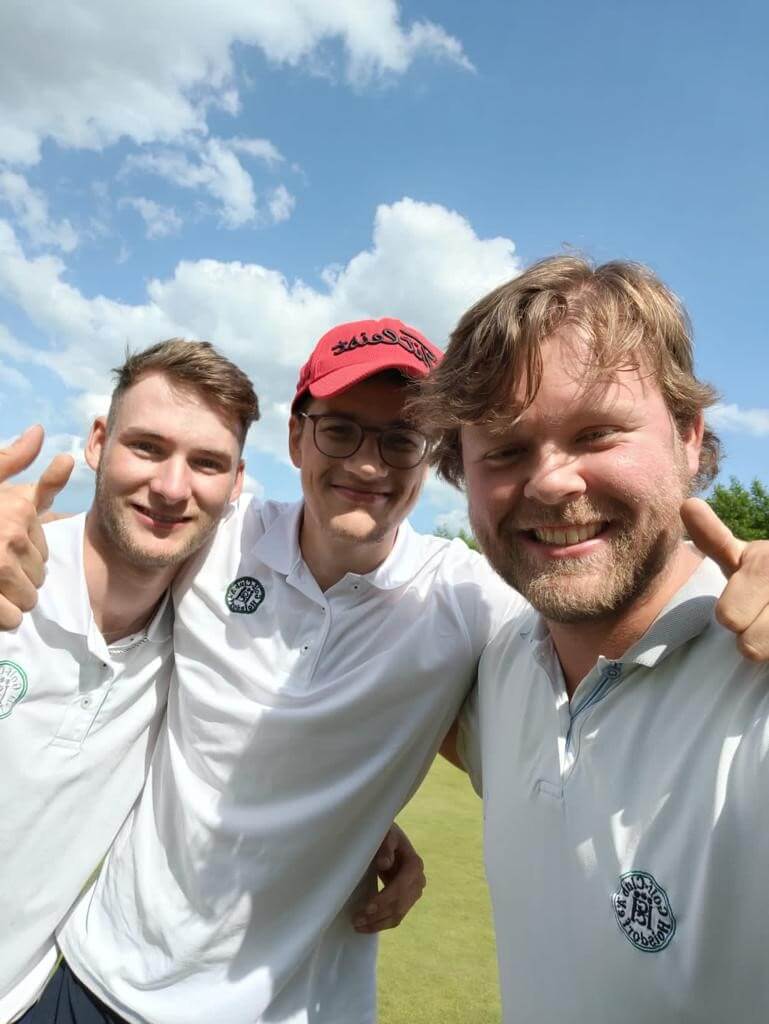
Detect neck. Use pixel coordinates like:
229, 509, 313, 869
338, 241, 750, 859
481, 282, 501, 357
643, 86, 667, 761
83, 510, 175, 643
299, 513, 397, 592
547, 543, 703, 699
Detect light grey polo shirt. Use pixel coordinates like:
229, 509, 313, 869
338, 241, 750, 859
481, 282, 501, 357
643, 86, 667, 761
460, 556, 769, 1023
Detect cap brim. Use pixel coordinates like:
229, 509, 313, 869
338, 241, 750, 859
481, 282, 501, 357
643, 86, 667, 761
308, 358, 428, 399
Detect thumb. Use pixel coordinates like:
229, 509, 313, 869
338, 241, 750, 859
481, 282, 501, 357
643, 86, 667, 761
33, 454, 75, 513
0, 425, 45, 485
680, 497, 746, 577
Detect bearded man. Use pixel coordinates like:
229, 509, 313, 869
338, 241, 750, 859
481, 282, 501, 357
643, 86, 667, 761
419, 255, 769, 1023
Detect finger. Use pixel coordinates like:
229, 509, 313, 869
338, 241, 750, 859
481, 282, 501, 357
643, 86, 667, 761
680, 498, 746, 578
0, 426, 44, 485
714, 541, 769, 635
353, 887, 425, 932
27, 518, 49, 567
736, 605, 769, 662
0, 593, 23, 631
0, 565, 40, 615
33, 454, 75, 513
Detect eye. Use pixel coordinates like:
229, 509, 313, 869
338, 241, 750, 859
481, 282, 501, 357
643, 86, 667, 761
319, 421, 357, 440
130, 440, 160, 456
194, 457, 226, 473
577, 428, 618, 445
384, 431, 422, 452
483, 444, 526, 464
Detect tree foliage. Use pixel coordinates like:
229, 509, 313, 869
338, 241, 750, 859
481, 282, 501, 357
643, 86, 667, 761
706, 478, 769, 541
434, 525, 480, 551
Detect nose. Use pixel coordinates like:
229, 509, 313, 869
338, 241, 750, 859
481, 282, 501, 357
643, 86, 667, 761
149, 458, 193, 504
522, 447, 586, 505
343, 432, 389, 479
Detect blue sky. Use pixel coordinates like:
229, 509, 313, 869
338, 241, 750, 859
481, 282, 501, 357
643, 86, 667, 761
1, 0, 767, 533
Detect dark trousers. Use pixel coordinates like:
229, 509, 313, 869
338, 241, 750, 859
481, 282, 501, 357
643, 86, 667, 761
17, 961, 128, 1024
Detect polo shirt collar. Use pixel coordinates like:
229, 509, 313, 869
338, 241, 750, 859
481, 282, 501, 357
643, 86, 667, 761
527, 554, 726, 669
623, 556, 725, 668
36, 513, 92, 637
253, 500, 303, 577
36, 513, 173, 646
253, 500, 424, 591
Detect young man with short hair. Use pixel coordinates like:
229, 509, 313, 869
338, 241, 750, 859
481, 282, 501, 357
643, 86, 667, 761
0, 339, 257, 1023
417, 256, 769, 1022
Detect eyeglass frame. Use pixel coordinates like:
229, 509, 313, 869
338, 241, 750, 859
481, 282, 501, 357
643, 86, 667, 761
297, 412, 430, 470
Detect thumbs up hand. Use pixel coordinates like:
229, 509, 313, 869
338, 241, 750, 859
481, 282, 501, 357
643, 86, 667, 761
681, 497, 769, 661
0, 425, 75, 629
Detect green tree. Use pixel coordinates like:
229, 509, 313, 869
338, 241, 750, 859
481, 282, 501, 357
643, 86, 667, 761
706, 477, 769, 541
434, 525, 480, 551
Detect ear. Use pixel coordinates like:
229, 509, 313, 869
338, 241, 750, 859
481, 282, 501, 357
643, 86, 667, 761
682, 411, 705, 478
230, 459, 245, 501
85, 416, 108, 473
288, 414, 304, 470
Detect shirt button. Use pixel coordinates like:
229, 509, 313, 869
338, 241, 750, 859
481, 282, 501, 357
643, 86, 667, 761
81, 696, 91, 708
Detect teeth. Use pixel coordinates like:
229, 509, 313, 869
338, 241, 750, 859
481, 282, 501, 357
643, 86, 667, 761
533, 523, 603, 546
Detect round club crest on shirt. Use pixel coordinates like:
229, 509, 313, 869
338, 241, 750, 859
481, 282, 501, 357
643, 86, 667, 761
612, 870, 676, 952
225, 576, 265, 614
0, 661, 28, 719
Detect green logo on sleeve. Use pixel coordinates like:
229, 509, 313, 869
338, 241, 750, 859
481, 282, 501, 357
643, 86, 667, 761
0, 661, 28, 719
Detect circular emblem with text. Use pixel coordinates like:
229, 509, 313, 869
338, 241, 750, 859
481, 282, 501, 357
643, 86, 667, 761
0, 661, 28, 719
225, 576, 265, 614
612, 871, 676, 952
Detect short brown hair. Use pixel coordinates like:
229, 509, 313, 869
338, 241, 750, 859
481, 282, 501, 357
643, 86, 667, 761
107, 338, 259, 446
412, 255, 720, 491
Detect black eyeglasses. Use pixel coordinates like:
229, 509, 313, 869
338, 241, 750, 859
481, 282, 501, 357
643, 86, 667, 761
298, 413, 429, 470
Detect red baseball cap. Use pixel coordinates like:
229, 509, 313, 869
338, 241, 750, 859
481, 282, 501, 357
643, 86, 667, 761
292, 318, 443, 410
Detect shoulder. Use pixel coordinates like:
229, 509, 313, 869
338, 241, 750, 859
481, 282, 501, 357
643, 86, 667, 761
408, 531, 530, 647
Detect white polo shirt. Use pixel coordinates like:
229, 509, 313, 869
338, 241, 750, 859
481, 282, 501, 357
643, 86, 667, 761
59, 496, 524, 1024
0, 515, 173, 1024
459, 556, 769, 1023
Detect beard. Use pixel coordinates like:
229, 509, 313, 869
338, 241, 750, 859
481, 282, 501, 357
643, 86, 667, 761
93, 465, 217, 570
471, 483, 688, 626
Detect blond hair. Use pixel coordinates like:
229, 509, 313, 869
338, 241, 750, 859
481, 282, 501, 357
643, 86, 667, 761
107, 338, 259, 446
413, 255, 720, 490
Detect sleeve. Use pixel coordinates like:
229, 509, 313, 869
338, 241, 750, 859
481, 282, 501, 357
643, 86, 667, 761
456, 683, 483, 797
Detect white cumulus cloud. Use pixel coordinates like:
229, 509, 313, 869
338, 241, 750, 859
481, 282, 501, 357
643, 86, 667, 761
123, 140, 258, 228
227, 137, 285, 167
709, 402, 769, 438
120, 197, 183, 239
0, 198, 518, 469
0, 0, 471, 166
0, 170, 78, 251
267, 185, 297, 224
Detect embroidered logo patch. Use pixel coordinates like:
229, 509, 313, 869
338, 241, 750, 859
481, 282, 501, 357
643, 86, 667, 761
612, 870, 676, 952
225, 576, 265, 614
0, 661, 28, 719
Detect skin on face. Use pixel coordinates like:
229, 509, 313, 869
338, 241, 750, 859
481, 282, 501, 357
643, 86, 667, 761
462, 327, 704, 625
85, 372, 244, 570
288, 375, 427, 571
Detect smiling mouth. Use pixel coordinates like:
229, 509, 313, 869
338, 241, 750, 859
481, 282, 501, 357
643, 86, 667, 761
132, 503, 191, 526
332, 484, 389, 499
523, 522, 607, 547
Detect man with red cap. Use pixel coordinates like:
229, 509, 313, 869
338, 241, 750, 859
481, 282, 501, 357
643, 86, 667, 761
16, 319, 525, 1024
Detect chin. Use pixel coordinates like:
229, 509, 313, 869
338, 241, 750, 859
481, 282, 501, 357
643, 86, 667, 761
327, 511, 390, 544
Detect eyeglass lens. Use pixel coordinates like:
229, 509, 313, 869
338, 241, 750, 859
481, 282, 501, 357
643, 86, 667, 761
313, 415, 426, 468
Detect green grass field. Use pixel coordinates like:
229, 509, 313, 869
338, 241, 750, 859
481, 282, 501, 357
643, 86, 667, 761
378, 758, 501, 1024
